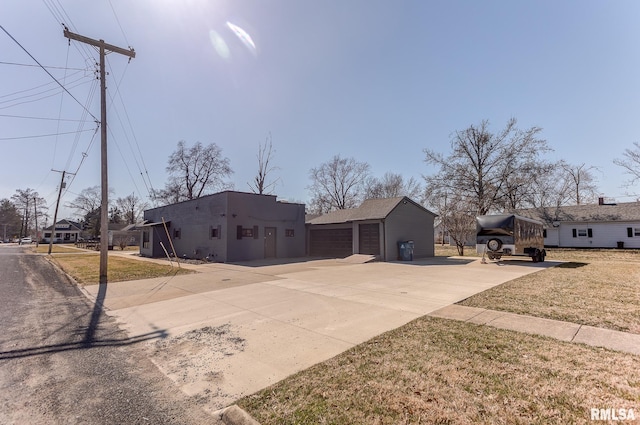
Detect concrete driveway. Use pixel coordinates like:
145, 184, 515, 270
84, 256, 551, 413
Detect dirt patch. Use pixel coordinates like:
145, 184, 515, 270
150, 324, 246, 409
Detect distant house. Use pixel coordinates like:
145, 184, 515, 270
140, 191, 306, 262
306, 197, 437, 260
515, 198, 640, 249
42, 219, 82, 243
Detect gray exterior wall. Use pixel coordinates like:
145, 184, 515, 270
141, 191, 305, 262
384, 201, 435, 260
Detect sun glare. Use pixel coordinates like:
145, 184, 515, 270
226, 21, 257, 56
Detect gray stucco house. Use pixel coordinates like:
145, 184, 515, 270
515, 198, 640, 249
140, 191, 306, 262
306, 197, 437, 260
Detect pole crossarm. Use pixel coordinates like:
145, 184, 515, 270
63, 29, 135, 59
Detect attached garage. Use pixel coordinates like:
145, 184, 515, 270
306, 197, 437, 261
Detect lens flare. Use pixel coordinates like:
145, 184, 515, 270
226, 21, 257, 56
209, 29, 230, 59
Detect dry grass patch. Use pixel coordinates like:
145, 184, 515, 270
460, 249, 640, 333
238, 316, 640, 424
31, 244, 82, 254
49, 253, 193, 285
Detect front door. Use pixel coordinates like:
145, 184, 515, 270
265, 227, 277, 258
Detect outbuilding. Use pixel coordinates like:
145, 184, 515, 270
306, 197, 437, 260
140, 191, 306, 262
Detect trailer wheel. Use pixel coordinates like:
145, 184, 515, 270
487, 238, 502, 252
532, 249, 543, 262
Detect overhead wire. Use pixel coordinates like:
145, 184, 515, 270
0, 128, 97, 141
0, 114, 87, 122
0, 77, 93, 110
52, 40, 72, 169
0, 61, 86, 71
105, 56, 153, 200
0, 24, 98, 122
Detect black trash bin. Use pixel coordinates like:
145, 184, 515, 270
617, 241, 624, 249
397, 240, 414, 261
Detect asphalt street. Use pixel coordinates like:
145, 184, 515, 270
0, 245, 217, 425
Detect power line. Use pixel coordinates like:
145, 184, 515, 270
0, 128, 97, 141
0, 61, 87, 71
0, 113, 87, 122
0, 24, 98, 122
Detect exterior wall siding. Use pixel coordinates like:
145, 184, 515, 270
384, 201, 435, 260
142, 192, 305, 262
557, 222, 640, 249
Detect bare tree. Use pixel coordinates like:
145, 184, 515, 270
614, 142, 640, 191
424, 187, 475, 255
248, 133, 279, 195
154, 141, 233, 205
116, 193, 148, 224
308, 155, 370, 213
364, 172, 423, 200
424, 118, 549, 215
67, 186, 115, 238
11, 188, 48, 239
560, 162, 599, 205
525, 162, 572, 207
67, 186, 105, 216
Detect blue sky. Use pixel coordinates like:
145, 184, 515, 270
1, 0, 639, 220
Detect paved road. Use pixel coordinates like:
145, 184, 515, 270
0, 246, 216, 425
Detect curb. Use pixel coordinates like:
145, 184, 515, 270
214, 405, 261, 425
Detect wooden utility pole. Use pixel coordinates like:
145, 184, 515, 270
33, 197, 38, 247
64, 28, 135, 284
48, 170, 74, 255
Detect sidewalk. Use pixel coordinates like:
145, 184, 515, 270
429, 304, 640, 356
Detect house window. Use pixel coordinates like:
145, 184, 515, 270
573, 228, 593, 238
543, 229, 547, 238
237, 225, 255, 239
285, 229, 295, 237
628, 227, 640, 237
142, 231, 149, 249
210, 225, 221, 239
173, 228, 181, 239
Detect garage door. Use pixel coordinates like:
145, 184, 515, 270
359, 223, 380, 255
309, 228, 353, 258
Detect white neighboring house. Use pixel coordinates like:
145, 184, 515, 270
515, 198, 640, 249
43, 219, 82, 243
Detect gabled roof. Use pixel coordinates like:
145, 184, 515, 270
307, 197, 436, 225
514, 201, 640, 225
43, 219, 82, 231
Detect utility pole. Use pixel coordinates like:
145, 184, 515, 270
33, 197, 38, 247
64, 28, 135, 284
49, 170, 74, 255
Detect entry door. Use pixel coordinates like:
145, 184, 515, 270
264, 227, 277, 258
359, 223, 380, 255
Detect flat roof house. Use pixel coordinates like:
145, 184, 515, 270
140, 191, 306, 262
306, 197, 437, 260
